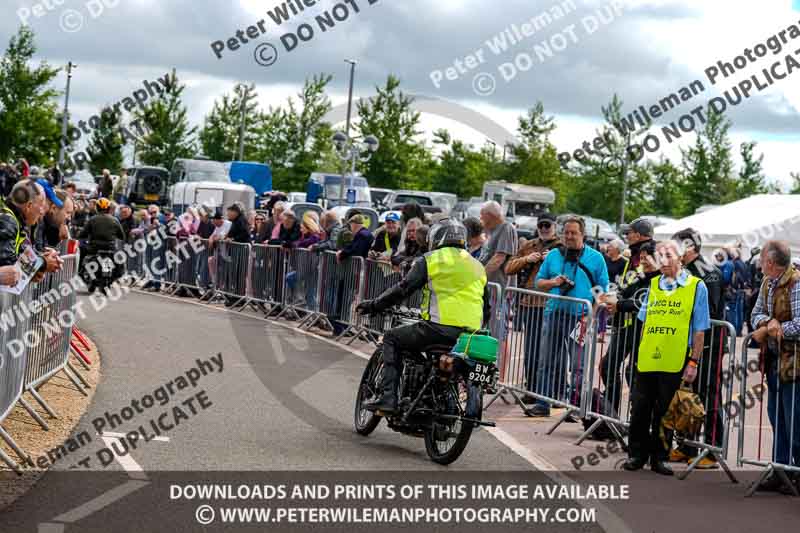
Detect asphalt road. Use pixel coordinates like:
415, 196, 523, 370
1, 291, 607, 533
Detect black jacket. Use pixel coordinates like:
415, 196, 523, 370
627, 239, 653, 273
370, 248, 491, 328
611, 269, 659, 329
33, 217, 62, 251
227, 215, 251, 244
79, 213, 125, 251
685, 255, 724, 321
0, 201, 32, 267
119, 216, 136, 242
371, 227, 401, 255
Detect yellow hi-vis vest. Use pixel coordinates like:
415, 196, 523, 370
1, 203, 25, 255
638, 274, 699, 373
421, 247, 486, 331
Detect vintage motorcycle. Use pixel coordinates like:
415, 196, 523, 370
353, 308, 498, 465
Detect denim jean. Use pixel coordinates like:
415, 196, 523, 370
766, 363, 800, 467
534, 311, 583, 411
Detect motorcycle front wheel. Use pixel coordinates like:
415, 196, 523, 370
354, 348, 384, 436
424, 378, 480, 465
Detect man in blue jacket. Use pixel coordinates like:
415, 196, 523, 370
338, 214, 374, 261
528, 215, 609, 417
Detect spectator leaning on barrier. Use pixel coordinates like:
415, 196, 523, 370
478, 200, 518, 290
225, 203, 251, 244
530, 215, 609, 418
140, 204, 164, 291
0, 179, 62, 281
266, 201, 286, 241
252, 212, 266, 242
668, 228, 725, 468
391, 217, 424, 272
602, 241, 659, 415
463, 216, 485, 259
624, 240, 710, 477
750, 240, 800, 493
338, 214, 374, 262
34, 185, 73, 250
293, 212, 324, 249
605, 238, 629, 286
118, 204, 135, 242
312, 210, 344, 253
272, 209, 300, 246
504, 211, 561, 409
370, 212, 401, 261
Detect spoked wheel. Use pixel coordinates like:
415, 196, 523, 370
354, 348, 384, 436
424, 378, 481, 465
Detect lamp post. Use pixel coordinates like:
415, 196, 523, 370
336, 59, 358, 205
332, 132, 379, 206
57, 61, 76, 168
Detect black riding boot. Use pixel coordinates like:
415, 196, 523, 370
364, 365, 399, 414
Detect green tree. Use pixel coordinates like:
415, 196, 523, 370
791, 172, 800, 194
199, 83, 260, 162
681, 106, 735, 213
734, 141, 768, 198
0, 26, 62, 164
133, 69, 197, 170
86, 106, 124, 174
630, 157, 687, 218
568, 94, 650, 222
429, 131, 494, 199
500, 102, 568, 210
356, 75, 430, 190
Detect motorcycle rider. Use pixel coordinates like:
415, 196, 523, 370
356, 218, 491, 414
79, 197, 125, 282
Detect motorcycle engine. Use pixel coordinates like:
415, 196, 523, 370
400, 363, 426, 403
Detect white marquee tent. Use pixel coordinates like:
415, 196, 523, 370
653, 194, 800, 258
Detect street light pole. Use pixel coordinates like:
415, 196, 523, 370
338, 59, 357, 206
236, 84, 247, 161
57, 61, 76, 168
619, 131, 631, 226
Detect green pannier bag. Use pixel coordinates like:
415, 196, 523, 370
452, 330, 498, 364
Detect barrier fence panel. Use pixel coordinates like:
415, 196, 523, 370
737, 333, 800, 496
162, 237, 180, 292
121, 237, 145, 282
486, 282, 502, 340
213, 242, 251, 306
276, 248, 321, 322
351, 259, 403, 343
488, 287, 594, 435
248, 245, 284, 309
173, 236, 205, 292
0, 289, 34, 473
314, 252, 364, 341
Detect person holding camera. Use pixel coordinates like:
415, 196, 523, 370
527, 215, 609, 417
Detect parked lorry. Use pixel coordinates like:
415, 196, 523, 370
305, 172, 372, 208
168, 158, 256, 214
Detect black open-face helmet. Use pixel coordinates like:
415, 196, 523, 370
428, 217, 467, 250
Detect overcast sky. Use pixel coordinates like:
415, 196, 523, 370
3, 0, 799, 188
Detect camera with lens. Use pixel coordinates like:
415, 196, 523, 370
559, 276, 576, 295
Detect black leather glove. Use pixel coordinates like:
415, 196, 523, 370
356, 300, 375, 315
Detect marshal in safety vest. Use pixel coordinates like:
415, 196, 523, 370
420, 247, 486, 331
0, 201, 26, 256
638, 274, 700, 373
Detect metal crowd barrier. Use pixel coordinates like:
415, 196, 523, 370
248, 244, 284, 310
212, 241, 251, 306
313, 252, 365, 341
486, 287, 595, 435
276, 248, 322, 324
22, 254, 88, 433
0, 253, 91, 474
351, 259, 403, 343
0, 289, 34, 473
162, 237, 180, 292
737, 333, 800, 496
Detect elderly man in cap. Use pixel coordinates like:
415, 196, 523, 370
338, 214, 374, 262
623, 218, 655, 282
624, 240, 710, 476
370, 212, 402, 261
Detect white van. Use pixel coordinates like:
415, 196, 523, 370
481, 181, 555, 220
168, 158, 256, 215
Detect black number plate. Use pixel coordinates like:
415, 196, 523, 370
468, 361, 496, 385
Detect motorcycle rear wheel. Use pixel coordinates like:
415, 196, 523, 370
354, 348, 384, 436
424, 379, 480, 465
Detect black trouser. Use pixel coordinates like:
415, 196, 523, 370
628, 369, 683, 462
382, 321, 464, 395
601, 321, 637, 413
679, 334, 726, 455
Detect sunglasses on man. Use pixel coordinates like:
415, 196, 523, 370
537, 221, 552, 229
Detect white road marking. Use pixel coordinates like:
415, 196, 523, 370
102, 431, 169, 442
101, 435, 148, 481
